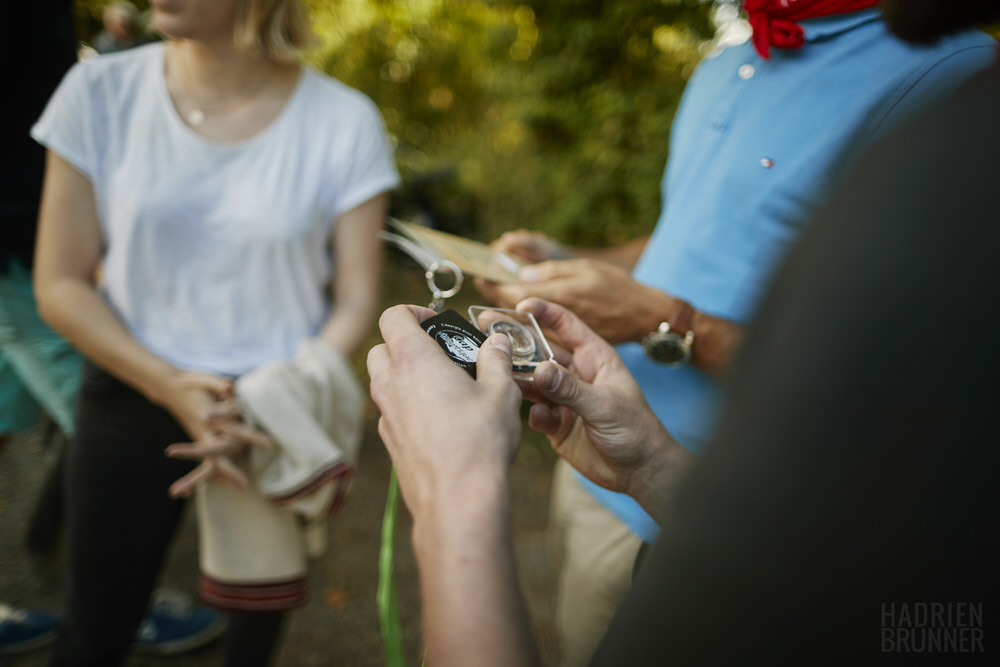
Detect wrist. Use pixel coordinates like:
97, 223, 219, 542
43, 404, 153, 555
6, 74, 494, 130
627, 426, 694, 518
636, 291, 697, 368
412, 467, 510, 558
634, 288, 694, 342
136, 361, 184, 407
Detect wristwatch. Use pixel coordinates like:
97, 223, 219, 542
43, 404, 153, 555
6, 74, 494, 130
640, 300, 695, 367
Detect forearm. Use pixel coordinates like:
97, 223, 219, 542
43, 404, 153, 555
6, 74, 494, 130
689, 309, 745, 377
412, 471, 541, 667
565, 236, 649, 271
323, 192, 388, 356
35, 275, 177, 403
317, 294, 379, 357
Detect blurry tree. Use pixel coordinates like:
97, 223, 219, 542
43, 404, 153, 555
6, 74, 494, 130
496, 0, 714, 244
311, 0, 715, 245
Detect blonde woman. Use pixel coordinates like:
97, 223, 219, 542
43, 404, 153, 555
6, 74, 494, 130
32, 0, 399, 664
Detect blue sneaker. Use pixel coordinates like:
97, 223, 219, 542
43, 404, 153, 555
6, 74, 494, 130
0, 604, 59, 655
132, 589, 227, 655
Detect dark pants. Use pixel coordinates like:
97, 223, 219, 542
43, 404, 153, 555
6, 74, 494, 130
48, 362, 283, 667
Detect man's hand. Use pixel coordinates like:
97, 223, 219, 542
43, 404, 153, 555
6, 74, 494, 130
367, 305, 523, 515
370, 306, 541, 666
479, 259, 675, 345
517, 298, 695, 515
491, 229, 570, 264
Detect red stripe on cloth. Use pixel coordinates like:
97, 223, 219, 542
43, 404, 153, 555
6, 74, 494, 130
200, 574, 309, 612
269, 461, 353, 505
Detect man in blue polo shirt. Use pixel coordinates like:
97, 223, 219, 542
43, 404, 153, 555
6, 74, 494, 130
477, 3, 996, 664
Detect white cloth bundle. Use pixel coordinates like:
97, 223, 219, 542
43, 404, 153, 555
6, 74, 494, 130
196, 339, 363, 611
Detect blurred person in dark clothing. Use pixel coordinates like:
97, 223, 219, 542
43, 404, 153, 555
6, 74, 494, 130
0, 3, 77, 654
1, 0, 81, 447
92, 1, 152, 54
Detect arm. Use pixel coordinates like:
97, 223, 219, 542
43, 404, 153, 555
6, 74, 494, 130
367, 305, 539, 667
318, 192, 390, 356
34, 152, 264, 494
367, 300, 695, 662
413, 472, 536, 667
33, 152, 233, 433
169, 194, 392, 495
481, 258, 744, 377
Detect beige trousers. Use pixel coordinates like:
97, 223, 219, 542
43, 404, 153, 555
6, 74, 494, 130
549, 458, 644, 667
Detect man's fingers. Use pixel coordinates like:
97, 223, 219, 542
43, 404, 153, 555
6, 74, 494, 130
367, 344, 390, 395
486, 283, 528, 310
378, 304, 440, 346
492, 230, 538, 256
528, 403, 560, 435
543, 336, 573, 367
473, 277, 502, 305
476, 333, 514, 386
517, 298, 609, 353
532, 360, 608, 422
517, 258, 583, 283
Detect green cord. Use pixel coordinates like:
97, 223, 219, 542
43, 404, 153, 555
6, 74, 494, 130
378, 467, 406, 667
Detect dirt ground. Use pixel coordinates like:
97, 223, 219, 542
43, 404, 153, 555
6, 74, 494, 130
0, 256, 563, 666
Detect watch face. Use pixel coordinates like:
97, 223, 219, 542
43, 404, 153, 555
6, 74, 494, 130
647, 337, 687, 365
642, 330, 690, 366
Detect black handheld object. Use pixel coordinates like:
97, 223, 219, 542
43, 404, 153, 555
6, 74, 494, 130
421, 307, 555, 380
420, 309, 488, 378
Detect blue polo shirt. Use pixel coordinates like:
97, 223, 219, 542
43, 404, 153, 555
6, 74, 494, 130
578, 11, 996, 543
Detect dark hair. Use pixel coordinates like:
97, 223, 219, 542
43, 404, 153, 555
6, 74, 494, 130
880, 0, 1000, 45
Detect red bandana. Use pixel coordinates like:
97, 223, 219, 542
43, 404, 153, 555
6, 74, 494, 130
744, 0, 879, 59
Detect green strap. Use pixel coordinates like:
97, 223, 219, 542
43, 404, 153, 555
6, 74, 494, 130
378, 468, 406, 667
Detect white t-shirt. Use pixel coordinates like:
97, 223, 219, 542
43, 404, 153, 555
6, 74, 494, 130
32, 43, 400, 376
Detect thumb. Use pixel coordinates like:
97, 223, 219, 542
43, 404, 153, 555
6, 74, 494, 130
533, 361, 604, 421
476, 333, 514, 385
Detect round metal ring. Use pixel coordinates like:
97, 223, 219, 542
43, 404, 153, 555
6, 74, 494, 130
425, 260, 463, 299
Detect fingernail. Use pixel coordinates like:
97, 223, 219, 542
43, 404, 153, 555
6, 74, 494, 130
537, 362, 562, 392
491, 333, 512, 354
519, 267, 540, 282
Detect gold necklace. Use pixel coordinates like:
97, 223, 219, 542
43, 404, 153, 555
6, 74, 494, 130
176, 50, 270, 127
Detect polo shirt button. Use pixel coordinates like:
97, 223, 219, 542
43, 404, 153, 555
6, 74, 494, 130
738, 64, 755, 79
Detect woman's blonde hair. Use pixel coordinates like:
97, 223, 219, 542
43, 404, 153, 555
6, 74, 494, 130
233, 0, 314, 64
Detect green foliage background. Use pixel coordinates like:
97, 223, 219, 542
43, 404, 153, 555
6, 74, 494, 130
309, 0, 714, 246
74, 0, 717, 246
